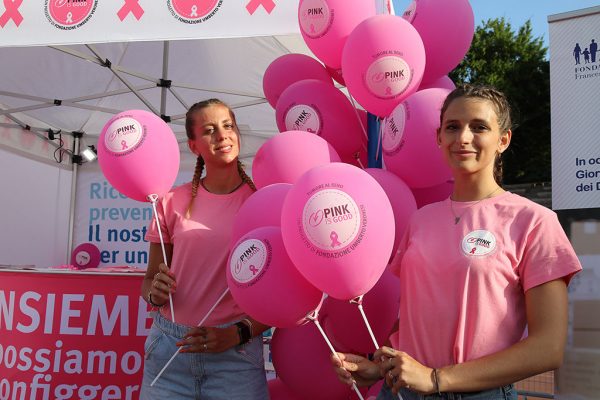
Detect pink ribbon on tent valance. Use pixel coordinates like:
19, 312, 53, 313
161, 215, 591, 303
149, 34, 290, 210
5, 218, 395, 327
117, 0, 144, 21
0, 0, 24, 28
246, 0, 275, 15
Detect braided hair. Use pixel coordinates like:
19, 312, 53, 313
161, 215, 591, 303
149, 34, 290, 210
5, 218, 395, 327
184, 99, 256, 218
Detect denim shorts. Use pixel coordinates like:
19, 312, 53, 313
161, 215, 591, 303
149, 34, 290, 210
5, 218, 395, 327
376, 381, 517, 400
139, 312, 269, 400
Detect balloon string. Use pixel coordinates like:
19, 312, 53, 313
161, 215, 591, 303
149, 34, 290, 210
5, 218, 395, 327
150, 288, 230, 387
306, 310, 365, 400
348, 93, 369, 144
149, 194, 176, 323
351, 297, 404, 400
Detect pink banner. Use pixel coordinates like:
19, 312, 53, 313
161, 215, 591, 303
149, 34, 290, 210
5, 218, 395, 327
0, 270, 150, 400
0, 0, 23, 28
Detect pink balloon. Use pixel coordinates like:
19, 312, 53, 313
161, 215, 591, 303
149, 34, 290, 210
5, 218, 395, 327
252, 130, 341, 189
98, 110, 179, 202
412, 180, 454, 209
276, 79, 366, 164
298, 0, 377, 69
364, 168, 417, 258
321, 270, 400, 354
231, 183, 292, 246
268, 378, 303, 400
227, 226, 322, 328
402, 0, 474, 85
271, 323, 356, 400
382, 88, 453, 188
281, 163, 395, 300
263, 53, 333, 109
341, 15, 426, 117
419, 75, 456, 91
326, 65, 345, 86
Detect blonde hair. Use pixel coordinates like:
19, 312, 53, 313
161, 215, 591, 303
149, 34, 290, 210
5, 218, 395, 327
184, 99, 256, 218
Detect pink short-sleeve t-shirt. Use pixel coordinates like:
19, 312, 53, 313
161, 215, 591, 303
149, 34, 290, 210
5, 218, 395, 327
389, 192, 581, 368
146, 182, 253, 327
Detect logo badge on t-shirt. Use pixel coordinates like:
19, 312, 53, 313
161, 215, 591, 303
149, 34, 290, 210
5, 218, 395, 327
461, 230, 496, 256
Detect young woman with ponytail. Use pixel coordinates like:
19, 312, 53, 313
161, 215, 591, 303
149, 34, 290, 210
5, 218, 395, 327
140, 99, 269, 399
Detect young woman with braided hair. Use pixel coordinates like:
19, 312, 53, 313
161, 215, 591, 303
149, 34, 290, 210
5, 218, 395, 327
140, 99, 269, 399
331, 85, 581, 399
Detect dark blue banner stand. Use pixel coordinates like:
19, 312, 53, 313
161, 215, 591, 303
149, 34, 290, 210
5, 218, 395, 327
367, 112, 383, 168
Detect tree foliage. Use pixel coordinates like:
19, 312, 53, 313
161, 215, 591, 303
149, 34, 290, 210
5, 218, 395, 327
449, 18, 550, 184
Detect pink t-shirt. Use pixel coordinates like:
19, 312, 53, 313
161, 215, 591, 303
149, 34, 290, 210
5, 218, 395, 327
389, 191, 581, 368
146, 182, 253, 327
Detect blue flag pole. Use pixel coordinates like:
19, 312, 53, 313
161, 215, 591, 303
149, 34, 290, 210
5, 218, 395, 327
366, 112, 382, 168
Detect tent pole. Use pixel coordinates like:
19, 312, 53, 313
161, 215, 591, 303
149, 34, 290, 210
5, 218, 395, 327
66, 135, 80, 264
160, 41, 170, 117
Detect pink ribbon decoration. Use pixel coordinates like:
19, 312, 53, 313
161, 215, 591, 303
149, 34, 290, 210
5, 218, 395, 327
121, 140, 129, 150
0, 0, 24, 28
249, 265, 259, 275
246, 0, 275, 15
117, 0, 144, 21
330, 231, 342, 248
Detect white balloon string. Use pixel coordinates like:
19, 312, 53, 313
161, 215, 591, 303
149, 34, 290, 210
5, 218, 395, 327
348, 93, 369, 142
355, 153, 365, 170
306, 311, 365, 400
150, 288, 230, 387
149, 194, 176, 323
351, 296, 403, 399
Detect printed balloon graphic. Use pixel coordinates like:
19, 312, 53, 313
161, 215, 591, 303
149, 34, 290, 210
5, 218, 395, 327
281, 163, 395, 300
298, 0, 376, 69
98, 110, 180, 202
342, 14, 426, 117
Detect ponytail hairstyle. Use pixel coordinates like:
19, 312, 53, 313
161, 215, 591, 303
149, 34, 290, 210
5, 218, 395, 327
184, 99, 256, 218
439, 84, 512, 186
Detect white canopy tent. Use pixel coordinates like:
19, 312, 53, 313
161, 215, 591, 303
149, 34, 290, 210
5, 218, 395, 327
0, 1, 317, 267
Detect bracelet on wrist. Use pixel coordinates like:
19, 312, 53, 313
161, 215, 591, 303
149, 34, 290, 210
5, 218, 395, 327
235, 319, 252, 345
147, 291, 164, 308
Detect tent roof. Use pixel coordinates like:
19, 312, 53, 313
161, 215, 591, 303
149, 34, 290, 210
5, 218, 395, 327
0, 34, 313, 168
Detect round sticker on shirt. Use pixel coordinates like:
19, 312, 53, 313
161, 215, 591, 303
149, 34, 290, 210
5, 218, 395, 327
461, 230, 497, 256
229, 239, 269, 285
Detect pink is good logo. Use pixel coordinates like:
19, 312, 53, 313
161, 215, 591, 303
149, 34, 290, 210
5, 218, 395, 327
366, 56, 412, 99
168, 0, 222, 24
302, 189, 361, 251
461, 230, 497, 256
45, 0, 97, 30
285, 104, 321, 134
104, 116, 144, 155
382, 104, 406, 154
299, 0, 332, 39
230, 239, 268, 285
402, 0, 417, 22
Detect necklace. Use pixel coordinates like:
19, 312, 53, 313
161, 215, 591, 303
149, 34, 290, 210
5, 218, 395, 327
201, 178, 244, 194
449, 186, 501, 225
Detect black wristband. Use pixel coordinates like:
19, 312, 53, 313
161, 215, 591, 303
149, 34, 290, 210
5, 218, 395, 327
235, 321, 252, 345
147, 292, 164, 308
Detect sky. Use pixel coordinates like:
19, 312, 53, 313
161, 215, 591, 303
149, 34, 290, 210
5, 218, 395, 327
392, 0, 600, 51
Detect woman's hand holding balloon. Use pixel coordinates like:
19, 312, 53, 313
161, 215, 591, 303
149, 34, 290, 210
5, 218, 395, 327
149, 262, 176, 306
177, 326, 238, 354
376, 346, 438, 395
330, 352, 382, 388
